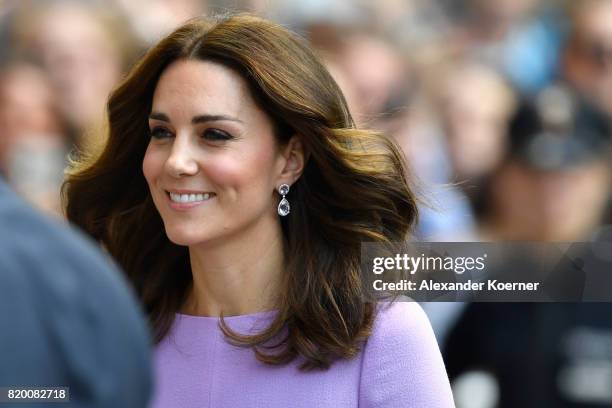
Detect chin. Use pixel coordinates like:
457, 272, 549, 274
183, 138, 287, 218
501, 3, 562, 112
163, 225, 209, 247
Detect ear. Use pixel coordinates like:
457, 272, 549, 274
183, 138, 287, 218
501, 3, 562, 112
277, 135, 305, 186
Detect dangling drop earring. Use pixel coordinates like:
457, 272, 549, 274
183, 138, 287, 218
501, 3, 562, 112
277, 184, 290, 216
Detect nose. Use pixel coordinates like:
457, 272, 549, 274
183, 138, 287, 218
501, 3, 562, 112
164, 136, 198, 178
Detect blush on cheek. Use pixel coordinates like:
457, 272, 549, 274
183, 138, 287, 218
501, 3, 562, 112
204, 156, 249, 190
206, 152, 277, 207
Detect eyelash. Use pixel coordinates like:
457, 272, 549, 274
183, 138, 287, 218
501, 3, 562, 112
203, 128, 233, 141
149, 127, 173, 139
148, 126, 233, 141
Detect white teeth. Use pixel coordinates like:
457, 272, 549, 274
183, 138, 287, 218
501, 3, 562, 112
168, 192, 214, 203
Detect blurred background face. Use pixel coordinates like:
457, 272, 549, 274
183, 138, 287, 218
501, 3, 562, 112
0, 65, 63, 167
143, 60, 285, 247
565, 0, 612, 115
0, 64, 67, 215
489, 159, 611, 241
438, 63, 515, 181
112, 0, 207, 45
24, 3, 123, 132
468, 0, 537, 26
329, 32, 409, 126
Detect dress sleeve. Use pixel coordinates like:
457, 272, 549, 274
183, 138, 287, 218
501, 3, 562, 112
358, 301, 455, 408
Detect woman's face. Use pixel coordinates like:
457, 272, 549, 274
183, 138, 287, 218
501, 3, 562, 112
143, 59, 288, 246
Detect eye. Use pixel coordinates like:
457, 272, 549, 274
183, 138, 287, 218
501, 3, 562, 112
202, 128, 233, 141
149, 126, 173, 139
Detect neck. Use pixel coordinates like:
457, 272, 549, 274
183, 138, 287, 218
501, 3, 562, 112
181, 215, 285, 317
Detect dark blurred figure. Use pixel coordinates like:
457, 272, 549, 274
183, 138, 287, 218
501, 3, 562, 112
447, 303, 612, 408
0, 177, 153, 407
444, 86, 612, 408
479, 85, 611, 240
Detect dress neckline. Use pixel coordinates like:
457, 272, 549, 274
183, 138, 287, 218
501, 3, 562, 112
175, 309, 278, 321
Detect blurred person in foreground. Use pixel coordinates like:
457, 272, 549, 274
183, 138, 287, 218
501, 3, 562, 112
63, 14, 455, 407
444, 85, 612, 408
0, 177, 152, 407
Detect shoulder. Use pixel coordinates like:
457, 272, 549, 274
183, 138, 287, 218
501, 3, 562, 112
0, 179, 116, 279
364, 301, 443, 371
358, 301, 455, 408
371, 301, 432, 344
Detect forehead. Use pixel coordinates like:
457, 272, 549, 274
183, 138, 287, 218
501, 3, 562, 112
152, 59, 253, 116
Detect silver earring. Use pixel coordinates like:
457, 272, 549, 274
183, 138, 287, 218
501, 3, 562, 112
277, 184, 290, 216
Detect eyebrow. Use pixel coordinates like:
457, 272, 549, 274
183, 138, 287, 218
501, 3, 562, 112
149, 112, 243, 124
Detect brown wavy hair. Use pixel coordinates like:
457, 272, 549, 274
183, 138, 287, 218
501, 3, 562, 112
63, 14, 417, 370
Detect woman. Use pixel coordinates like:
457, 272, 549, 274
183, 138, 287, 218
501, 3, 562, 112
63, 14, 454, 408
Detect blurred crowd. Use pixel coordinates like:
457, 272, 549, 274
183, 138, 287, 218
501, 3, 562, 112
1, 0, 612, 407
1, 0, 611, 241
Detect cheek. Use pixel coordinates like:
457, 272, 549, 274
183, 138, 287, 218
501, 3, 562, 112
142, 144, 164, 186
208, 148, 279, 200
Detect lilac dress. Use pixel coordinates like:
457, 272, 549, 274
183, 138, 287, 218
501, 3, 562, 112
151, 301, 455, 407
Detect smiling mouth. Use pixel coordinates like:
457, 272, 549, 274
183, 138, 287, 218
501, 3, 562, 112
166, 191, 216, 203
